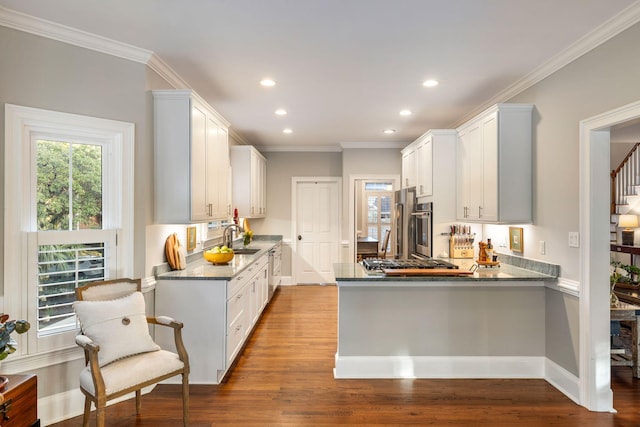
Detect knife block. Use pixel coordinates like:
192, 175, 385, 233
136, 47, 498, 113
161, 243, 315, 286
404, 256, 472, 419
449, 238, 473, 259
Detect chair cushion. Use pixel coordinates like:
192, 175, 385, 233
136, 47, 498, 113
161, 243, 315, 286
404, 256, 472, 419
73, 292, 160, 366
79, 350, 185, 396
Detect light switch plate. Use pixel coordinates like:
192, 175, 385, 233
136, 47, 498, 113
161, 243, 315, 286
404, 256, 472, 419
539, 241, 546, 255
568, 232, 580, 248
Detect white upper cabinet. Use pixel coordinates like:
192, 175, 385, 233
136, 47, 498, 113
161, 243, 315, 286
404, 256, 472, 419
415, 134, 433, 197
456, 103, 533, 224
401, 145, 417, 189
153, 89, 231, 223
231, 145, 267, 218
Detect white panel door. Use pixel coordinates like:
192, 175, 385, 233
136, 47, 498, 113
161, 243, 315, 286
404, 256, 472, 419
294, 179, 340, 284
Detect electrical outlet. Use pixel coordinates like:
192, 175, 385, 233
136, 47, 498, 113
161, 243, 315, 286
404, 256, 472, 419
539, 241, 546, 255
568, 232, 580, 248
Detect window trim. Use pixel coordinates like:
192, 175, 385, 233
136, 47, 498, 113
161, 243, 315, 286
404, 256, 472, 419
4, 104, 134, 368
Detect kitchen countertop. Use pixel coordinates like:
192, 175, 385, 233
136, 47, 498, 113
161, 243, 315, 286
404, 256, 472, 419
157, 237, 282, 280
334, 257, 557, 284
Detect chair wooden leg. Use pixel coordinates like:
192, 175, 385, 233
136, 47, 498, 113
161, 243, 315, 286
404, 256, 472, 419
82, 397, 91, 427
182, 373, 189, 427
96, 401, 106, 427
136, 389, 142, 414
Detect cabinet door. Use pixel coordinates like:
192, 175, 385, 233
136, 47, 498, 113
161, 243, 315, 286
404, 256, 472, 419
250, 151, 260, 216
401, 148, 416, 189
210, 123, 230, 219
466, 123, 483, 220
191, 103, 210, 221
480, 112, 498, 221
416, 137, 433, 197
260, 156, 267, 216
457, 125, 481, 220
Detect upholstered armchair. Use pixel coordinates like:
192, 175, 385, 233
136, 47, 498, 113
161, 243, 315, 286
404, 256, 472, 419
73, 278, 190, 427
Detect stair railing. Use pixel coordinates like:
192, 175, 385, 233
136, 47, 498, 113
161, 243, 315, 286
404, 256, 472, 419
612, 142, 640, 214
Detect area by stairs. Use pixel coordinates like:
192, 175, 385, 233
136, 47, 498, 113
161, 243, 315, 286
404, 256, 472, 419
611, 143, 640, 242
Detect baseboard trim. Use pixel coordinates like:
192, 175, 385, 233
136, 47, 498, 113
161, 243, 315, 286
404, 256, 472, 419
334, 354, 581, 405
334, 354, 545, 379
544, 357, 580, 405
38, 385, 155, 426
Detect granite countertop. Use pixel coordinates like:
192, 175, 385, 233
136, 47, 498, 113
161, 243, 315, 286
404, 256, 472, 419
334, 255, 558, 285
157, 237, 282, 281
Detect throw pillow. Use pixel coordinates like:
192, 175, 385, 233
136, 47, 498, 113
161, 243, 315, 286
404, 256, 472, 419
73, 291, 160, 366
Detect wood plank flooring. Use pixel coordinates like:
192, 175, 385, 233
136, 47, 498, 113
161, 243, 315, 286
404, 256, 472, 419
51, 285, 640, 426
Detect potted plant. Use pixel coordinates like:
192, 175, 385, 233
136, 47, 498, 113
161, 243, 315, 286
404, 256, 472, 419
623, 264, 640, 283
0, 314, 30, 400
0, 314, 30, 360
610, 260, 628, 306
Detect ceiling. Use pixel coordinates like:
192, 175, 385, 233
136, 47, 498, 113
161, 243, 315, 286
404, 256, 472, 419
1, 0, 639, 150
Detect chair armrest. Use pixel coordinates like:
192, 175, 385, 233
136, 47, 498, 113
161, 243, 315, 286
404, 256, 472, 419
75, 334, 100, 352
75, 334, 106, 397
146, 317, 189, 368
147, 315, 184, 329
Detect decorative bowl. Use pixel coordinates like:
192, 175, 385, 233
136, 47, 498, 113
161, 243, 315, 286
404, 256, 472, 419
203, 251, 234, 265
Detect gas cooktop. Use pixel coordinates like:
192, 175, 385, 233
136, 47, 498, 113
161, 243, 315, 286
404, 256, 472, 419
361, 258, 459, 271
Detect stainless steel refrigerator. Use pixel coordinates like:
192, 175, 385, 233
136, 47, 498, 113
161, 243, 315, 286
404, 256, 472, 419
394, 187, 416, 259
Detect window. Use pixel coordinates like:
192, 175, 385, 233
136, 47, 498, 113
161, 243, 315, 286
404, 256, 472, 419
4, 105, 134, 365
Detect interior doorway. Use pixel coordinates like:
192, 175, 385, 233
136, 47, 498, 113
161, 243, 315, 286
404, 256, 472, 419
348, 174, 400, 262
580, 99, 640, 411
356, 181, 394, 260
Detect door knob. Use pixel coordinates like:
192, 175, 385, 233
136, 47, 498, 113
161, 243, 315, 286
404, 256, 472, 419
298, 235, 302, 240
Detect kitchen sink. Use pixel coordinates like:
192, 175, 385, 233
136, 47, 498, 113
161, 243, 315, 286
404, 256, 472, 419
233, 248, 260, 255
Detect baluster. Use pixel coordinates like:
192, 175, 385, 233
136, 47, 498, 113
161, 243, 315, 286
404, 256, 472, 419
618, 173, 623, 207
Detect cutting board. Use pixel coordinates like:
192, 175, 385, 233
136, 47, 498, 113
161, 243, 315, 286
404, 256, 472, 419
165, 233, 186, 270
383, 268, 474, 276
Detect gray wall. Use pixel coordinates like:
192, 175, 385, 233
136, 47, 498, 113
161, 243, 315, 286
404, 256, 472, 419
503, 22, 640, 374
0, 26, 150, 399
260, 151, 342, 275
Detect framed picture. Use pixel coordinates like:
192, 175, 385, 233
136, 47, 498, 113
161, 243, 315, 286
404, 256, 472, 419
186, 226, 197, 251
509, 227, 523, 253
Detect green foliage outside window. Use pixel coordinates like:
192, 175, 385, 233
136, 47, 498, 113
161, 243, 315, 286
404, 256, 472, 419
36, 140, 102, 231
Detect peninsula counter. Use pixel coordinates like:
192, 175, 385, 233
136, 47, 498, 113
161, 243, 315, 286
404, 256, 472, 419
334, 260, 558, 380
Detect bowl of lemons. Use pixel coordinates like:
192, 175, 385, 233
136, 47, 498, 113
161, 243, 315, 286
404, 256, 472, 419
203, 246, 234, 265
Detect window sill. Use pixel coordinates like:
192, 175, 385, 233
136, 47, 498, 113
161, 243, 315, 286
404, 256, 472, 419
2, 346, 84, 374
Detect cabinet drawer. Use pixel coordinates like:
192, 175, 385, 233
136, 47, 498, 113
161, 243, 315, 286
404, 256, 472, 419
228, 270, 250, 297
227, 285, 247, 328
226, 311, 247, 364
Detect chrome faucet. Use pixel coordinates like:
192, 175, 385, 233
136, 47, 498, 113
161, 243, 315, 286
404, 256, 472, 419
222, 224, 244, 248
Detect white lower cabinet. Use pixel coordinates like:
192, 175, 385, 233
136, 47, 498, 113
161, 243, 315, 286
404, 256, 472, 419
155, 253, 269, 384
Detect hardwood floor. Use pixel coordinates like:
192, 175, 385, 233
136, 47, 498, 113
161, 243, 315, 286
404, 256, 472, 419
51, 285, 640, 426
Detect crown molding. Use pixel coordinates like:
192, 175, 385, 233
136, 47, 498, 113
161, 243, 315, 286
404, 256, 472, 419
339, 141, 408, 150
147, 53, 191, 89
451, 1, 640, 127
229, 128, 252, 146
259, 145, 343, 153
0, 6, 153, 64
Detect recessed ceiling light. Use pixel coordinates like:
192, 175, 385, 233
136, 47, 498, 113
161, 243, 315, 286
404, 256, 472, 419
383, 129, 396, 134
283, 128, 293, 134
275, 109, 287, 116
260, 78, 276, 87
399, 109, 412, 116
422, 79, 439, 88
